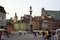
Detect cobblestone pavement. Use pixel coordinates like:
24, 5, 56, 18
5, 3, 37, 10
5, 34, 44, 40
6, 37, 44, 40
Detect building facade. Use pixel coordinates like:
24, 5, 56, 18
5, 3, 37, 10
0, 6, 6, 29
31, 16, 42, 30
41, 8, 60, 30
7, 21, 14, 33
20, 14, 42, 30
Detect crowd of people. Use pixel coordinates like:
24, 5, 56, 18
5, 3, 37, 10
18, 29, 60, 40
0, 29, 60, 40
36, 29, 60, 40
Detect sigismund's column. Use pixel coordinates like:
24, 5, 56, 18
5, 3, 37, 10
29, 6, 33, 32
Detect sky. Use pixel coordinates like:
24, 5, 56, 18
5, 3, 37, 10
0, 0, 60, 20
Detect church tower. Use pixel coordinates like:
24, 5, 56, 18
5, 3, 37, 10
41, 8, 45, 16
14, 13, 18, 23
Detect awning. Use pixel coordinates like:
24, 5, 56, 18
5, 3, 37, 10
0, 29, 6, 31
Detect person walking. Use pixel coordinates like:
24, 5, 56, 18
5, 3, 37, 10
39, 33, 45, 40
1, 32, 6, 40
47, 30, 51, 40
54, 31, 60, 40
51, 31, 56, 40
42, 31, 46, 40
